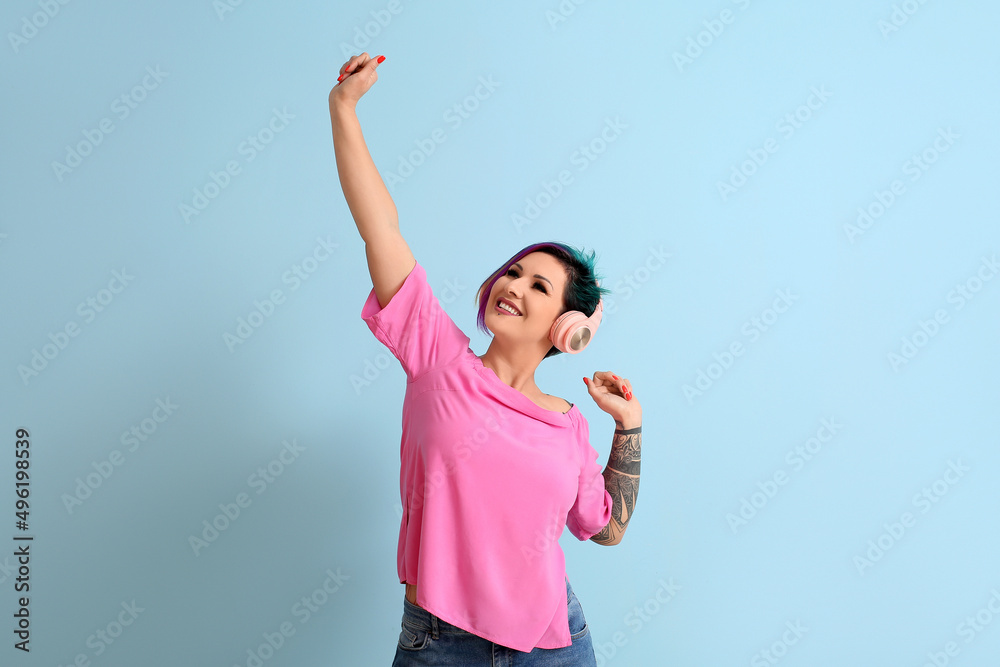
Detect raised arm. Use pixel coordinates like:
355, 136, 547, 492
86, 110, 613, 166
330, 53, 415, 309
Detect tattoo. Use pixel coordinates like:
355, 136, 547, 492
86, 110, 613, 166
591, 424, 641, 545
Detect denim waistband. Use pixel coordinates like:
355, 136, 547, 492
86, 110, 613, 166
401, 596, 471, 638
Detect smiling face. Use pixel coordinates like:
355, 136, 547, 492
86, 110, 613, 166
485, 251, 569, 351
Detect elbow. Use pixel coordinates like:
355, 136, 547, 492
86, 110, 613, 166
589, 525, 621, 547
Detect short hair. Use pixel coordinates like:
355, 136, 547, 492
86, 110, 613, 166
475, 241, 611, 358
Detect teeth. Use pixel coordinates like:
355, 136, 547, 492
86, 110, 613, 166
498, 301, 520, 315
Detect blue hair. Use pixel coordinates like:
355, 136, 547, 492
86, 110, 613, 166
475, 241, 611, 358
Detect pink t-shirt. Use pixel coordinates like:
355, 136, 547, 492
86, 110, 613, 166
361, 260, 613, 652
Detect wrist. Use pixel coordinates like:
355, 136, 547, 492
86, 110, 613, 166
329, 95, 358, 116
614, 412, 642, 430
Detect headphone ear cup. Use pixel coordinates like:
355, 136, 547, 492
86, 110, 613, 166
549, 313, 593, 354
549, 298, 603, 354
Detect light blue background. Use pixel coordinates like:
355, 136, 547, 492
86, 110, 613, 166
2, 1, 998, 665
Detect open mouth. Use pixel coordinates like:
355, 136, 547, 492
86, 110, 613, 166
495, 298, 522, 316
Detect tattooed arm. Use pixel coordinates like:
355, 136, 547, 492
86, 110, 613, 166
590, 415, 642, 546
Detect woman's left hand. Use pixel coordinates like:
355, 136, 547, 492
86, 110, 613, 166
583, 371, 642, 426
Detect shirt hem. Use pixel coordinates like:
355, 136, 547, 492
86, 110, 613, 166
417, 599, 569, 653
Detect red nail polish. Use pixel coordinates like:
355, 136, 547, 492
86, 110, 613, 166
583, 377, 589, 385
612, 374, 618, 380
377, 55, 386, 63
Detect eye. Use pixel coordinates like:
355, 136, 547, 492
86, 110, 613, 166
506, 268, 548, 294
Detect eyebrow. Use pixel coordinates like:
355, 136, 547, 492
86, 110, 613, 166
512, 263, 553, 289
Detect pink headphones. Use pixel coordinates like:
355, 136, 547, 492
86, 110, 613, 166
549, 287, 604, 354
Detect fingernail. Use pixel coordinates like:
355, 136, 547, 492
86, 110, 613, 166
337, 75, 344, 81
377, 55, 386, 63
612, 374, 618, 380
626, 391, 632, 400
583, 377, 589, 385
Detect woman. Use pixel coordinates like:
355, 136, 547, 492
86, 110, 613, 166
331, 53, 642, 665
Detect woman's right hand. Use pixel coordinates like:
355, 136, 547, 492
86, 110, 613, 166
329, 53, 385, 110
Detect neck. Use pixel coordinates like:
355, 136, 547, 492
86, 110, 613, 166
478, 342, 545, 393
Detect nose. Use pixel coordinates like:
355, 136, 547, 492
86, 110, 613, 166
504, 279, 523, 298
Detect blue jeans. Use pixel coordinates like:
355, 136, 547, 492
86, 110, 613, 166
391, 577, 597, 666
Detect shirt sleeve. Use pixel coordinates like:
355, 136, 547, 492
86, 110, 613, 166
566, 416, 614, 541
360, 260, 470, 381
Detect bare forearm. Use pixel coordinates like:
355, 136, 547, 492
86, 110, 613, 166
329, 100, 398, 242
591, 418, 641, 546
